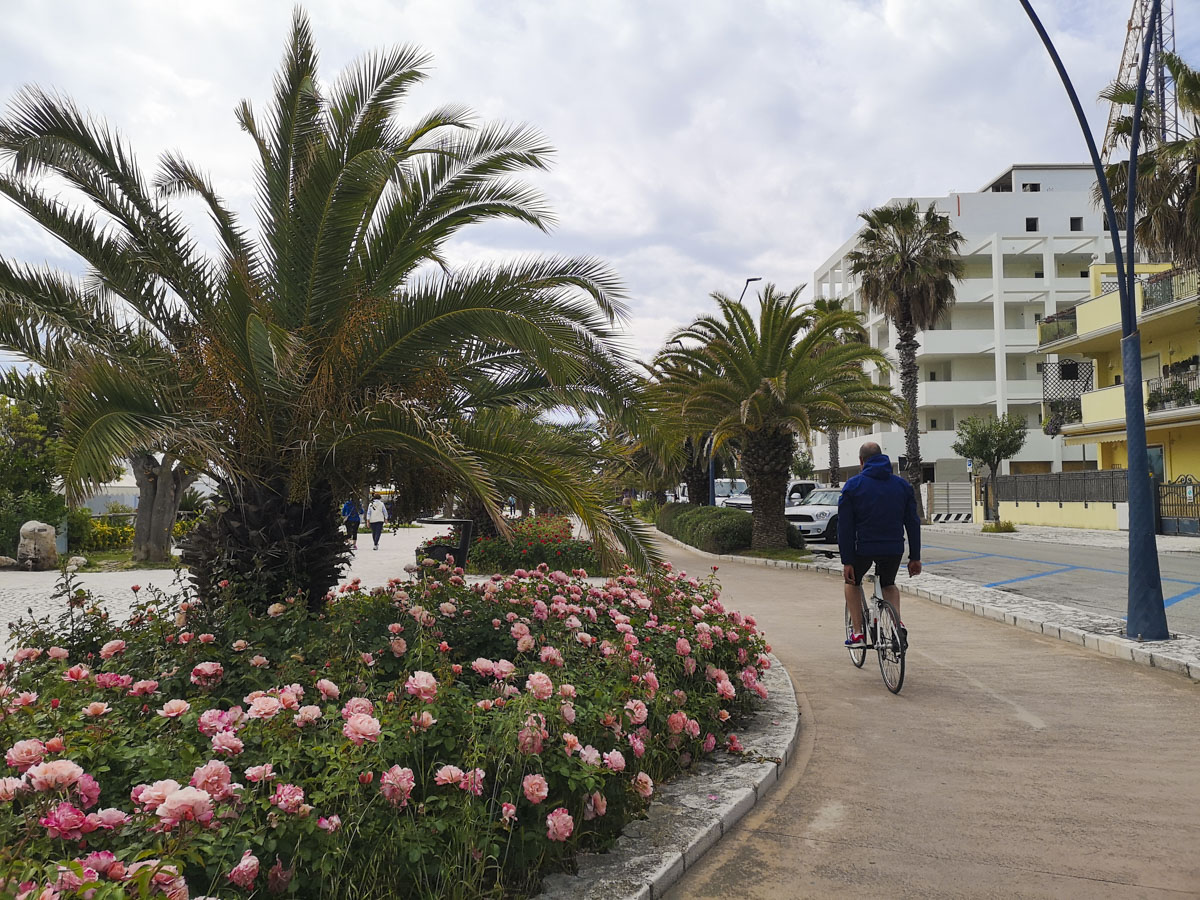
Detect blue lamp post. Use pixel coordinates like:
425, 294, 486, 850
1019, 0, 1169, 640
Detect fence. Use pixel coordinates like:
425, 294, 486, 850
925, 482, 973, 516
1143, 267, 1200, 313
1159, 476, 1200, 536
993, 470, 1129, 505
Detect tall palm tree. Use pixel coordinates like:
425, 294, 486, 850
1098, 51, 1200, 268
0, 12, 653, 607
846, 201, 964, 515
657, 284, 900, 549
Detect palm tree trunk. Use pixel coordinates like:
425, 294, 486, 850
681, 437, 710, 505
827, 429, 841, 486
742, 427, 794, 549
129, 452, 197, 562
896, 321, 926, 519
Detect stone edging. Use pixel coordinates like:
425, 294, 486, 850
653, 529, 1200, 682
539, 653, 799, 899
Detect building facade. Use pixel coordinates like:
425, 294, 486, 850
810, 164, 1111, 483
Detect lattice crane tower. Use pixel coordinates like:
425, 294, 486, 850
1101, 0, 1178, 162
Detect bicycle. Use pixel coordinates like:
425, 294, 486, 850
845, 576, 906, 694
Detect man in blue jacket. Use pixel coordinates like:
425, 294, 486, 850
837, 442, 922, 647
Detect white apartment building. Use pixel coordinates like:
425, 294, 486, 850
811, 163, 1113, 483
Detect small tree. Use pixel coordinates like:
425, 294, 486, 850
951, 413, 1028, 520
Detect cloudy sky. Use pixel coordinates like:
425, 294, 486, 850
1, 0, 1196, 364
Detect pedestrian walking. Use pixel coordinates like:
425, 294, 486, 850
366, 494, 388, 550
508, 495, 517, 516
341, 498, 363, 549
837, 442, 921, 648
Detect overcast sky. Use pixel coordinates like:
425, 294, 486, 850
2, 0, 1196, 364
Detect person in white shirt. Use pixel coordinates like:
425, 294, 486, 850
366, 494, 389, 550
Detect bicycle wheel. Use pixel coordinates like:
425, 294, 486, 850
845, 601, 866, 668
875, 600, 905, 694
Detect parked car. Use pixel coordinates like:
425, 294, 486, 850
784, 487, 842, 542
724, 479, 825, 513
670, 479, 747, 505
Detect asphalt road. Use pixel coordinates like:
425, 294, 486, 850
660, 541, 1200, 900
810, 531, 1200, 638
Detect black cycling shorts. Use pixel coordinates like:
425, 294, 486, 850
851, 554, 903, 588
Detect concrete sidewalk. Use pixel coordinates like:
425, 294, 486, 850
660, 541, 1200, 900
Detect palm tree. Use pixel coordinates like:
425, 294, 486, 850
846, 201, 965, 515
0, 12, 653, 607
657, 284, 900, 549
1098, 52, 1200, 268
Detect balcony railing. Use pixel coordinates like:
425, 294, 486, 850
1146, 370, 1200, 412
1143, 268, 1200, 313
1038, 307, 1077, 345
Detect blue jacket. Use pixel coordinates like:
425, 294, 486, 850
837, 454, 921, 565
341, 500, 363, 522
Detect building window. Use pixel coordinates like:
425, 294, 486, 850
1070, 216, 1083, 231
1034, 270, 1044, 278
1080, 269, 1088, 278
1026, 217, 1039, 232
1022, 183, 1041, 192
929, 418, 937, 430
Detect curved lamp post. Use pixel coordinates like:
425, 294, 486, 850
709, 277, 764, 505
1019, 0, 1169, 640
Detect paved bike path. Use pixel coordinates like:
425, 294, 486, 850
661, 542, 1200, 899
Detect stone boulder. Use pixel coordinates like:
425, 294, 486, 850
67, 555, 88, 569
0, 556, 16, 568
17, 521, 58, 571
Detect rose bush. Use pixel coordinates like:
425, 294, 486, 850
0, 560, 769, 899
466, 516, 600, 574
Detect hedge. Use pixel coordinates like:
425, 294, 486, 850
655, 502, 804, 554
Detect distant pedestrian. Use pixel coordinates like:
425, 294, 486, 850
366, 494, 388, 550
508, 495, 517, 516
341, 498, 363, 549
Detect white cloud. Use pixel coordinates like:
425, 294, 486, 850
0, 0, 1193, 368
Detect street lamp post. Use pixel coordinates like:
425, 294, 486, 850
1019, 0, 1169, 640
709, 277, 763, 505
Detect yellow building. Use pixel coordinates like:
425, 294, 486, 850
1038, 264, 1200, 484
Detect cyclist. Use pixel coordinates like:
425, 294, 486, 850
837, 442, 922, 648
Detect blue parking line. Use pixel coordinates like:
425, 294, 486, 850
1164, 584, 1200, 608
924, 543, 1200, 587
923, 553, 995, 566
985, 566, 1081, 588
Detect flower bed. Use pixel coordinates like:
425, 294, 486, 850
468, 516, 600, 574
0, 560, 769, 899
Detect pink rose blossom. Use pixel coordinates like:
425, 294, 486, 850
228, 850, 260, 889
190, 761, 234, 801
434, 765, 464, 787
6, 739, 46, 772
211, 730, 244, 755
627, 733, 645, 758
562, 732, 580, 756
726, 734, 744, 753
316, 678, 340, 700
404, 671, 439, 703
0, 776, 25, 800
94, 672, 132, 690
471, 658, 495, 677
13, 690, 37, 706
62, 665, 90, 683
675, 637, 692, 656
460, 768, 485, 796
525, 671, 553, 700
12, 646, 42, 663
87, 807, 132, 830
190, 661, 225, 688
26, 760, 85, 792
341, 697, 374, 719
157, 699, 191, 718
293, 705, 322, 727
584, 790, 608, 820
560, 701, 576, 725
623, 699, 648, 725
501, 802, 517, 824
716, 679, 736, 700
492, 659, 516, 680
98, 639, 126, 659
521, 773, 549, 804
271, 783, 305, 814
82, 701, 111, 718
250, 655, 269, 668
603, 750, 626, 772
546, 807, 574, 842
317, 814, 342, 832
157, 786, 214, 829
579, 745, 601, 766
46, 646, 68, 660
232, 639, 249, 652
380, 766, 416, 807
199, 633, 216, 644
40, 801, 96, 840
558, 683, 577, 699
128, 679, 159, 696
244, 764, 275, 783
633, 772, 654, 798
667, 711, 687, 734
133, 779, 181, 812
342, 713, 381, 745
247, 696, 283, 719
410, 710, 436, 731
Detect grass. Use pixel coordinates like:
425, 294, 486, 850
981, 521, 1017, 534
75, 549, 181, 572
738, 547, 813, 562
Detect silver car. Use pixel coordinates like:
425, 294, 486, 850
785, 488, 842, 542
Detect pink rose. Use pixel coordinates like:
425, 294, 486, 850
46, 646, 68, 660
94, 672, 132, 690
501, 802, 517, 824
561, 701, 576, 724
293, 705, 322, 727
244, 764, 275, 783
12, 646, 42, 663
6, 739, 46, 771
133, 779, 181, 812
128, 679, 159, 696
247, 696, 282, 719
584, 790, 607, 820
390, 638, 408, 657
492, 659, 516, 680
250, 655, 269, 668
228, 850, 260, 889
232, 639, 249, 652
316, 678, 340, 700
190, 661, 225, 688
521, 773, 549, 804
87, 807, 131, 830
190, 760, 234, 801
545, 807, 574, 842
460, 768, 485, 796
26, 759, 85, 792
716, 679, 736, 700
434, 764, 464, 787
410, 710, 436, 731
0, 776, 25, 801
342, 713, 381, 745
40, 801, 96, 840
99, 639, 126, 659
199, 633, 216, 643
341, 697, 374, 719
675, 636, 692, 656
157, 699, 191, 718
317, 814, 342, 832
380, 765, 416, 807
603, 749, 626, 772
211, 731, 245, 755
82, 701, 111, 717
156, 786, 214, 829
62, 664, 90, 683
524, 672, 553, 700
623, 699, 648, 725
404, 671, 439, 703
632, 771, 654, 798
471, 658, 495, 677
667, 711, 687, 735
270, 783, 305, 814
579, 745, 601, 766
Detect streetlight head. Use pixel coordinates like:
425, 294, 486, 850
746, 277, 762, 283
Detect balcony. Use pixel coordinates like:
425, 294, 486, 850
954, 280, 995, 304
1143, 268, 1200, 314
1147, 370, 1200, 413
1038, 308, 1077, 346
917, 329, 992, 357
917, 380, 994, 407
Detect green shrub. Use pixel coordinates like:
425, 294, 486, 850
632, 497, 660, 522
65, 506, 94, 552
659, 504, 753, 555
0, 488, 67, 555
86, 520, 135, 550
465, 514, 601, 573
981, 520, 1017, 533
655, 501, 694, 535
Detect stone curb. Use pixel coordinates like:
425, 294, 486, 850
539, 652, 800, 899
653, 530, 1200, 682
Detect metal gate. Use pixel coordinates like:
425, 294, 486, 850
1159, 475, 1200, 536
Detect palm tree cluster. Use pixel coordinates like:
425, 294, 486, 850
0, 12, 652, 608
652, 284, 900, 549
